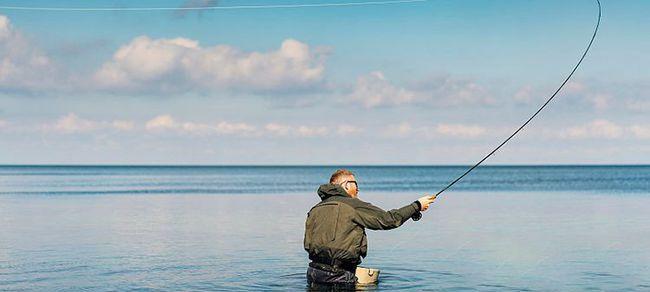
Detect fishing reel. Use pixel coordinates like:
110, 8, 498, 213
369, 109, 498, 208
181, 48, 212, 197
411, 211, 422, 221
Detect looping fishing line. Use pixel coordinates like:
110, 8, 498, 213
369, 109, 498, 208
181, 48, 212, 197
433, 0, 602, 198
0, 0, 425, 11
0, 0, 601, 198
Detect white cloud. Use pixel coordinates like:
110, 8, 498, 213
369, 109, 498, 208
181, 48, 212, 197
417, 76, 492, 107
0, 15, 59, 92
118, 116, 346, 138
112, 120, 135, 131
513, 85, 533, 104
629, 125, 650, 139
587, 94, 610, 111
559, 119, 623, 139
41, 113, 137, 134
515, 81, 611, 111
94, 37, 327, 94
145, 115, 178, 131
551, 120, 650, 140
564, 81, 587, 94
0, 119, 8, 132
145, 115, 256, 136
37, 114, 263, 137
384, 122, 413, 137
214, 121, 256, 134
626, 100, 650, 113
264, 123, 292, 136
435, 123, 486, 138
25, 113, 650, 144
46, 113, 99, 134
180, 121, 212, 135
573, 81, 650, 113
297, 125, 329, 137
336, 124, 362, 136
348, 71, 416, 107
383, 122, 486, 139
0, 15, 328, 96
348, 71, 492, 108
263, 123, 330, 137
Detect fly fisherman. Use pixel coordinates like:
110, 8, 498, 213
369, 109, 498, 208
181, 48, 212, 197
303, 169, 437, 288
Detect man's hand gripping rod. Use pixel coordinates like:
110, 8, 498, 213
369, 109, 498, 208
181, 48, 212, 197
411, 0, 602, 221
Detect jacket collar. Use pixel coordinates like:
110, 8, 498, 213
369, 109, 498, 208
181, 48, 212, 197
317, 183, 350, 200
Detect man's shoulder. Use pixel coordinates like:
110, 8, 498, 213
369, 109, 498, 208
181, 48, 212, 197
310, 196, 366, 210
327, 196, 371, 209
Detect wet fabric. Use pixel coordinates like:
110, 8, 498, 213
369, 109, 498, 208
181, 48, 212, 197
306, 265, 357, 289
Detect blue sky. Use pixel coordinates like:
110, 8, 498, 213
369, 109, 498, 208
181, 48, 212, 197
0, 0, 649, 165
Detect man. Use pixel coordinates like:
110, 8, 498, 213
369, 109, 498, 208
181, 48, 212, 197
303, 169, 437, 287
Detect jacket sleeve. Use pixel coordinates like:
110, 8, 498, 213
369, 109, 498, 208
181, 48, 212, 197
353, 201, 420, 230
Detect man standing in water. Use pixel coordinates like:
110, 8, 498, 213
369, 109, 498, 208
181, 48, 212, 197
303, 169, 437, 287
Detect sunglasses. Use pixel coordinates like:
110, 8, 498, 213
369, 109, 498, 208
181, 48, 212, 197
343, 180, 358, 189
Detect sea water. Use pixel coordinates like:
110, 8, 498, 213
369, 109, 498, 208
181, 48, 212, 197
1, 165, 649, 291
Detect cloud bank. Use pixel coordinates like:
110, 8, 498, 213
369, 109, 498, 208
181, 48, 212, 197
347, 71, 493, 108
27, 113, 361, 138
558, 119, 650, 140
383, 122, 488, 139
93, 37, 328, 94
0, 14, 329, 96
0, 15, 60, 93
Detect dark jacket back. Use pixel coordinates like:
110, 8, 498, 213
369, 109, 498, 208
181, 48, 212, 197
303, 183, 420, 266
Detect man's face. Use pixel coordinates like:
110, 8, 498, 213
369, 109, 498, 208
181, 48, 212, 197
342, 175, 359, 198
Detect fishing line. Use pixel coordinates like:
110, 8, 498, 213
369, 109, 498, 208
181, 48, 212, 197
1, 0, 600, 198
0, 0, 425, 11
432, 0, 601, 198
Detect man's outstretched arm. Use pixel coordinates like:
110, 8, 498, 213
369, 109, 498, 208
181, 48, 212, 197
353, 195, 437, 230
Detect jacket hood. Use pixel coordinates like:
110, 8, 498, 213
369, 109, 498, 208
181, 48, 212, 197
317, 183, 349, 200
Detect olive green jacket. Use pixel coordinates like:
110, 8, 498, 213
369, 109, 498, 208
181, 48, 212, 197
303, 183, 420, 266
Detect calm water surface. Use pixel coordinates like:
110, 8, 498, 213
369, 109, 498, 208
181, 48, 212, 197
1, 166, 649, 291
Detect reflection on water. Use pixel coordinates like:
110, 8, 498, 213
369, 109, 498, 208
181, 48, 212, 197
1, 191, 650, 291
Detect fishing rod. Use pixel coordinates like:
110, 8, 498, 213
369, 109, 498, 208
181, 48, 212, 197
0, 0, 600, 199
431, 0, 602, 199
